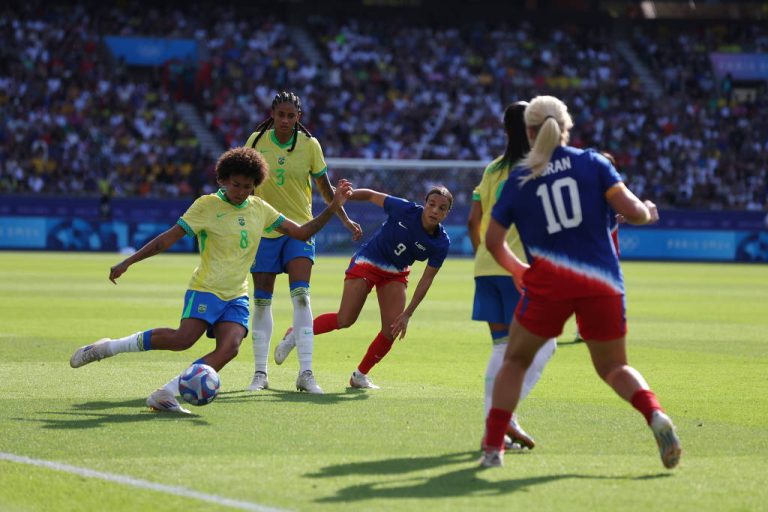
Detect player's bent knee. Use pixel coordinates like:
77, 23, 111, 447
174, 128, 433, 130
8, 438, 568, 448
217, 344, 240, 362
601, 364, 627, 384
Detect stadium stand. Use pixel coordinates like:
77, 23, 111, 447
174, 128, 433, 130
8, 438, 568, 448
0, 1, 765, 211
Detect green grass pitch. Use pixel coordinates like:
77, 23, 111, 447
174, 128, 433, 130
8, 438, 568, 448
1, 251, 767, 511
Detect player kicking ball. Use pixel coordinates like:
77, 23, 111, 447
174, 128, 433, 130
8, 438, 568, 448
69, 147, 352, 412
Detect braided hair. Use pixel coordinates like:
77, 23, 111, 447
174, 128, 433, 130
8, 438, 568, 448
249, 91, 314, 152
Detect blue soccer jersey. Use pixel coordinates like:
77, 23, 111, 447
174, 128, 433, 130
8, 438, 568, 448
351, 196, 450, 274
492, 146, 624, 299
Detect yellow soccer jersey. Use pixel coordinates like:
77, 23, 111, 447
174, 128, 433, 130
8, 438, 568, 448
245, 129, 327, 239
473, 157, 527, 277
178, 190, 284, 301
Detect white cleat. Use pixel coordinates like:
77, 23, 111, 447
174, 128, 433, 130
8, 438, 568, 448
481, 434, 521, 452
296, 370, 323, 394
248, 371, 269, 391
274, 327, 295, 365
349, 370, 379, 389
146, 388, 191, 414
479, 448, 504, 468
651, 410, 682, 469
507, 418, 536, 449
69, 338, 113, 368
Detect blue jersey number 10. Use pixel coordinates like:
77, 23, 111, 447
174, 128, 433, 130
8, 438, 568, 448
536, 177, 582, 234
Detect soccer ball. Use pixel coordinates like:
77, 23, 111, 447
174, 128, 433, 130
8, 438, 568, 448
178, 363, 221, 406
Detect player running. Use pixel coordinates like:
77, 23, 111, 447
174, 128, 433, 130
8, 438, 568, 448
244, 91, 361, 394
69, 147, 352, 413
273, 186, 452, 389
480, 95, 682, 469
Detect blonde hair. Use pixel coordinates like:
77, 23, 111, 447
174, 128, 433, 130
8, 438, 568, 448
518, 96, 574, 185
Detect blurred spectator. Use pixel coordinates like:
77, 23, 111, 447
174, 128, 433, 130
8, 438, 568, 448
0, 2, 765, 212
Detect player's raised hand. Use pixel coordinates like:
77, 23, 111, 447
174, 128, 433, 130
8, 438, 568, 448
109, 261, 129, 284
331, 179, 353, 208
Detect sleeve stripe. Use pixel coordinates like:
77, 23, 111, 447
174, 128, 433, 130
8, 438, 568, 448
177, 218, 195, 237
605, 182, 626, 199
311, 166, 328, 178
265, 214, 285, 233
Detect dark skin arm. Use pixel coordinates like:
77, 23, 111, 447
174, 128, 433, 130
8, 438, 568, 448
109, 224, 186, 284
467, 200, 482, 253
275, 179, 353, 240
314, 173, 362, 241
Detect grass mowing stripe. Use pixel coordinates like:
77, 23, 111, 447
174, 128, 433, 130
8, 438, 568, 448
0, 452, 286, 512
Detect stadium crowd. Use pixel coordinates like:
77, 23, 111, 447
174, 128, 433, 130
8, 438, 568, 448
1, 2, 766, 211
0, 4, 214, 199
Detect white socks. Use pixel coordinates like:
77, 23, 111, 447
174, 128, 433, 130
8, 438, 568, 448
161, 373, 180, 396
252, 300, 273, 374
484, 337, 557, 421
291, 290, 314, 373
107, 332, 143, 355
521, 338, 557, 401
484, 342, 507, 416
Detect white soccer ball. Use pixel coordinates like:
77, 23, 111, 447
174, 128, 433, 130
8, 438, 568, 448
178, 363, 221, 406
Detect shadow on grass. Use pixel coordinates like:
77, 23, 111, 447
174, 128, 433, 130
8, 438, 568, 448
310, 451, 673, 502
12, 399, 208, 429
215, 388, 371, 405
308, 451, 477, 478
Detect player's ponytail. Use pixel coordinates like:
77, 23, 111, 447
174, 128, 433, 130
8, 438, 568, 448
495, 101, 529, 172
518, 96, 573, 185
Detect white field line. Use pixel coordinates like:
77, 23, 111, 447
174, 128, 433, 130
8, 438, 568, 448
0, 452, 287, 512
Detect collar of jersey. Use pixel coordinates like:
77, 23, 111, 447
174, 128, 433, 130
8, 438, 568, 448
270, 129, 297, 149
216, 188, 249, 208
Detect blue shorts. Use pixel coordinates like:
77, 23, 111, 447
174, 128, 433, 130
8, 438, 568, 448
250, 236, 316, 274
181, 290, 250, 338
472, 276, 521, 325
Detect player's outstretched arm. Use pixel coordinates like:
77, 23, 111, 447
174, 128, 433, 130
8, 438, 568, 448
390, 264, 441, 340
315, 173, 362, 241
276, 179, 352, 241
486, 218, 528, 292
109, 224, 186, 284
607, 184, 659, 225
348, 188, 388, 207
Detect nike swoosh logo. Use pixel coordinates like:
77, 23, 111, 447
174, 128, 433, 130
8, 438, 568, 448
398, 221, 408, 229
259, 150, 269, 154
216, 213, 227, 218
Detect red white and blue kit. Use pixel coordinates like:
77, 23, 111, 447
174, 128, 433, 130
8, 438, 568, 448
347, 196, 450, 285
492, 146, 626, 340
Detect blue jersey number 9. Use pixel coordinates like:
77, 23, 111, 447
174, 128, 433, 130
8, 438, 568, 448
394, 243, 407, 256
